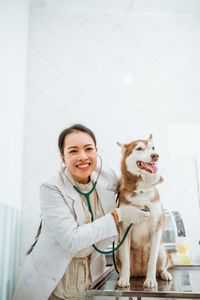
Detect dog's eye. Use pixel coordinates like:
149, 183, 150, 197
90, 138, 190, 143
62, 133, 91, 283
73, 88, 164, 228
152, 147, 155, 150
136, 147, 143, 151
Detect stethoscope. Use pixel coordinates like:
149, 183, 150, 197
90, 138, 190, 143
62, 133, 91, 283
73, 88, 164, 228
61, 154, 133, 256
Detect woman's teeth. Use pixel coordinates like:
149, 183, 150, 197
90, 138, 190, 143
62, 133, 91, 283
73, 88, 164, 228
77, 164, 90, 168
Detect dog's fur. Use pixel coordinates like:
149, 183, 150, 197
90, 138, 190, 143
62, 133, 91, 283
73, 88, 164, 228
116, 134, 173, 289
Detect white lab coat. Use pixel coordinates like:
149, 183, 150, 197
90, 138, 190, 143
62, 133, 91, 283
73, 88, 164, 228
13, 166, 118, 300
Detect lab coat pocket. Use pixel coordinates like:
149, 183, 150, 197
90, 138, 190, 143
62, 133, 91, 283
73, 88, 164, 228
36, 245, 68, 279
32, 241, 49, 267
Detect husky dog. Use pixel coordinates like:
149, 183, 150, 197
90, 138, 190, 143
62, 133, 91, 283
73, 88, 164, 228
116, 134, 173, 289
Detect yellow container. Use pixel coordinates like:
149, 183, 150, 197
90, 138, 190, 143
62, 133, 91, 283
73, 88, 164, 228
179, 246, 191, 264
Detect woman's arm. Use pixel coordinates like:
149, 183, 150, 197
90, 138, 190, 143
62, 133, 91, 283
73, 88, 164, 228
40, 183, 118, 256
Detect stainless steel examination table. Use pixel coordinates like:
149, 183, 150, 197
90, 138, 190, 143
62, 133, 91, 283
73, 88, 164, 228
85, 265, 200, 299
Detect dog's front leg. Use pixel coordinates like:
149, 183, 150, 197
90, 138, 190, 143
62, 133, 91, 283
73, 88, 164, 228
144, 230, 162, 289
117, 225, 131, 288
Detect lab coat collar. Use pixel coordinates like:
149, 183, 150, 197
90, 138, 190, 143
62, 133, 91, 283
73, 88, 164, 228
91, 167, 109, 189
61, 166, 110, 199
61, 166, 80, 201
60, 167, 86, 225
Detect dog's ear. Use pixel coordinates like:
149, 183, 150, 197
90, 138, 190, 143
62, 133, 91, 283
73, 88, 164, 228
148, 134, 153, 141
117, 141, 126, 154
117, 141, 124, 149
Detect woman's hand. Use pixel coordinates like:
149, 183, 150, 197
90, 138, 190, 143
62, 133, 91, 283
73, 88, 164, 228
114, 205, 150, 224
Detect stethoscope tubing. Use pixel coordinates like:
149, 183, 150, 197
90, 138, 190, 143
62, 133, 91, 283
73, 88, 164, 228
61, 155, 132, 255
73, 182, 133, 255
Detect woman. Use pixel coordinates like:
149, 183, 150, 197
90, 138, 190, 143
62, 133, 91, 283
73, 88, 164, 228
13, 124, 149, 300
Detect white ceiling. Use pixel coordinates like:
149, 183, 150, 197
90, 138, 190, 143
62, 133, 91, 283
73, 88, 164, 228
30, 0, 200, 13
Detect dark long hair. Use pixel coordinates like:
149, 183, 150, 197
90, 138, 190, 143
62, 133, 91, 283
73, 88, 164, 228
26, 220, 42, 255
26, 124, 97, 255
58, 123, 97, 155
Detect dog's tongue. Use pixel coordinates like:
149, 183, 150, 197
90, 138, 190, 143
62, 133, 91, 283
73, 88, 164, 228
144, 163, 158, 174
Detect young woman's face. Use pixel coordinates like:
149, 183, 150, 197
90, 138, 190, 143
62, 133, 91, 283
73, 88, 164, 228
61, 131, 97, 184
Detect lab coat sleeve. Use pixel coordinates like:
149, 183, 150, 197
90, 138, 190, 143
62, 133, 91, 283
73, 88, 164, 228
40, 183, 118, 256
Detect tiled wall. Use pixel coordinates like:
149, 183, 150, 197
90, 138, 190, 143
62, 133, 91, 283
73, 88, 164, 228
22, 1, 200, 264
0, 204, 21, 300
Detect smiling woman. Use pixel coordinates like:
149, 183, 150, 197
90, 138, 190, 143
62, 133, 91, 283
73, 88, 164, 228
13, 124, 149, 300
59, 127, 98, 184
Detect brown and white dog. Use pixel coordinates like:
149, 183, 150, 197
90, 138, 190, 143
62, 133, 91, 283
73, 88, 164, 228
116, 134, 173, 289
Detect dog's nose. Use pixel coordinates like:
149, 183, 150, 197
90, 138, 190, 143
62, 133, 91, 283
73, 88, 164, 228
151, 153, 159, 161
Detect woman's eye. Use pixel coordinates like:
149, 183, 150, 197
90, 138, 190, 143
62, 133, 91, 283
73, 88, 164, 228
69, 150, 77, 154
136, 147, 143, 151
86, 147, 93, 151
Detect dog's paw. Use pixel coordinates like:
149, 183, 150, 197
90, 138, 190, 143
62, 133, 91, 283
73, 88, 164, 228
117, 277, 130, 288
159, 270, 172, 281
159, 176, 164, 183
143, 277, 157, 289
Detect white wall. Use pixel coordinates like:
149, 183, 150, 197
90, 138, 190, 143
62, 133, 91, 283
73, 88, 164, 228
0, 0, 29, 209
0, 0, 29, 299
22, 0, 200, 264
